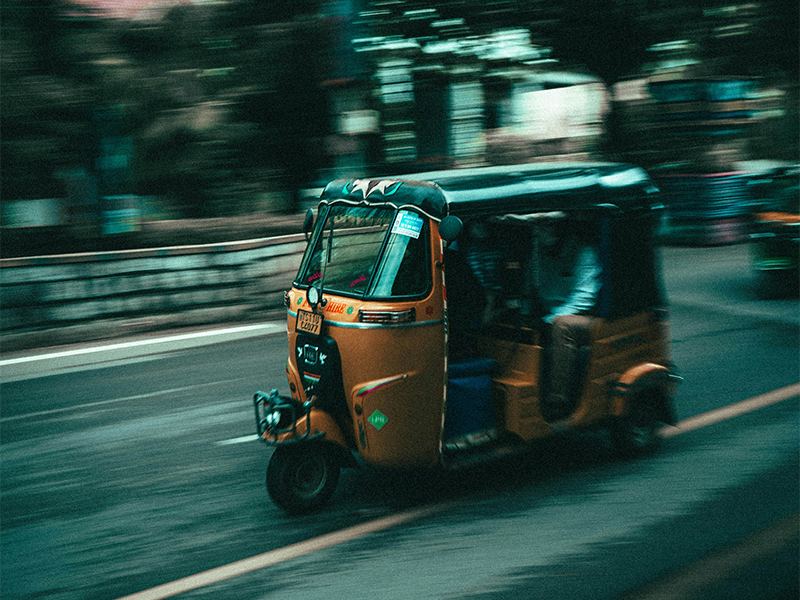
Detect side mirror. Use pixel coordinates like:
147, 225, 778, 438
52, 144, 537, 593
439, 215, 462, 242
303, 208, 315, 241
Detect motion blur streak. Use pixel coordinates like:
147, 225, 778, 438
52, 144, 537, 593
0, 379, 241, 423
114, 385, 797, 600
619, 512, 799, 600
659, 382, 800, 438
112, 502, 456, 600
0, 323, 281, 367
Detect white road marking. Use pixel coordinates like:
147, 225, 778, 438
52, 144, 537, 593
620, 513, 799, 600
659, 382, 800, 438
0, 379, 241, 423
216, 434, 261, 445
0, 322, 285, 382
113, 382, 800, 600
112, 503, 454, 600
0, 323, 282, 367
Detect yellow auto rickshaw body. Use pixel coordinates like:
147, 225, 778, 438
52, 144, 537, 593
254, 163, 679, 514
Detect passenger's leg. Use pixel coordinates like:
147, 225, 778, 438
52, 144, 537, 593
545, 314, 592, 418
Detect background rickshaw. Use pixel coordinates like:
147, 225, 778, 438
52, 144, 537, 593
254, 162, 679, 514
748, 164, 800, 297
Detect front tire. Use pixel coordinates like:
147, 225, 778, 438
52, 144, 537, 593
266, 444, 340, 515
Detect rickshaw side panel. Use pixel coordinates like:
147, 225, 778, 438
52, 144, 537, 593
284, 290, 446, 468
589, 313, 672, 386
570, 313, 673, 427
473, 334, 552, 441
336, 321, 445, 467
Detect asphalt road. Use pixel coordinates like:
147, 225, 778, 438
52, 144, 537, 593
1, 243, 798, 600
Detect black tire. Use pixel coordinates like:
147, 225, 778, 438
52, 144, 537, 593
266, 444, 340, 515
611, 391, 663, 458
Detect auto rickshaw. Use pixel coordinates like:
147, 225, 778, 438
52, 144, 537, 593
254, 162, 679, 514
749, 164, 800, 296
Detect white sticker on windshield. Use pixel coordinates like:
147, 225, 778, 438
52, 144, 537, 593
392, 211, 423, 239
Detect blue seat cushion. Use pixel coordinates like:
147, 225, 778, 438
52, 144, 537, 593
445, 358, 497, 437
448, 357, 496, 379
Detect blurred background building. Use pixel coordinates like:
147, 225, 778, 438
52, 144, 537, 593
1, 0, 797, 255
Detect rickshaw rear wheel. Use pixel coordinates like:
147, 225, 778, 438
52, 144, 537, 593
267, 444, 340, 515
611, 390, 663, 458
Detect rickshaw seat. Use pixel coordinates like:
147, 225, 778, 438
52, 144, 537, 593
449, 357, 497, 379
446, 358, 497, 438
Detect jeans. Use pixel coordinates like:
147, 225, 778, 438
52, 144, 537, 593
547, 314, 592, 412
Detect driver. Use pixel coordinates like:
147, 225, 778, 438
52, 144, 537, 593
533, 219, 600, 418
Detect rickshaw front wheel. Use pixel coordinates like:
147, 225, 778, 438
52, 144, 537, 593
611, 390, 663, 458
267, 444, 340, 515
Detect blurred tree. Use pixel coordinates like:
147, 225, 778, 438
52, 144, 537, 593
220, 0, 323, 27
13, 0, 75, 76
270, 19, 333, 213
0, 0, 100, 200
222, 1, 334, 213
3, 0, 796, 227
756, 0, 799, 77
732, 0, 799, 161
547, 0, 656, 87
542, 0, 657, 160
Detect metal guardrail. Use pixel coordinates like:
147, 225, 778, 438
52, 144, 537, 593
0, 234, 308, 351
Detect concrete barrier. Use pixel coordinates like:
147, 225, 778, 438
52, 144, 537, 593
0, 234, 308, 353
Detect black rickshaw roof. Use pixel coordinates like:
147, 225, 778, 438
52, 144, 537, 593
319, 162, 659, 220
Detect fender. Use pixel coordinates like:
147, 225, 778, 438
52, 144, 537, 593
270, 408, 350, 450
285, 358, 305, 403
609, 362, 679, 424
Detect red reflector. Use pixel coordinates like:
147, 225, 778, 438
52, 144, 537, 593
358, 308, 416, 324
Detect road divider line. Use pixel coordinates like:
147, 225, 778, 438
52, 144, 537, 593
658, 382, 800, 438
0, 379, 242, 423
619, 512, 799, 600
112, 502, 456, 600
0, 323, 282, 367
114, 383, 800, 600
216, 435, 261, 445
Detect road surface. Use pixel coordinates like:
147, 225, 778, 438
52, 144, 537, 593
1, 244, 797, 600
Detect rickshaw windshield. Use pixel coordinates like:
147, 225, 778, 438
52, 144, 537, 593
297, 204, 430, 299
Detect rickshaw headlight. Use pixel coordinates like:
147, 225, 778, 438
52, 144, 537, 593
265, 410, 282, 429
307, 285, 321, 308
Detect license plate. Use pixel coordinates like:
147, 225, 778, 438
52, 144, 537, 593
296, 309, 323, 336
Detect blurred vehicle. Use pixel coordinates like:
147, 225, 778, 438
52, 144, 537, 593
647, 78, 760, 246
749, 165, 800, 295
254, 163, 679, 514
656, 172, 752, 245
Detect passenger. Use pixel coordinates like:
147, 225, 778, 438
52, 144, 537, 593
534, 220, 601, 418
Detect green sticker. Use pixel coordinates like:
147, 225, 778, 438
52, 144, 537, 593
367, 409, 389, 431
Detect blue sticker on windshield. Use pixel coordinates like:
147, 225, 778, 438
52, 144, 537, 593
392, 211, 423, 239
